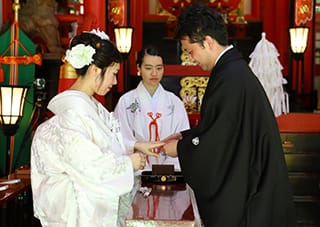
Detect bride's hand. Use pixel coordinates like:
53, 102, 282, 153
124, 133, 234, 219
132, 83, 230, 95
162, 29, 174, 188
129, 152, 146, 170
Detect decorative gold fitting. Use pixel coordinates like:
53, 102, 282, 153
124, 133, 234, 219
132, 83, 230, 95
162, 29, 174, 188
282, 140, 295, 148
160, 175, 167, 182
111, 7, 121, 15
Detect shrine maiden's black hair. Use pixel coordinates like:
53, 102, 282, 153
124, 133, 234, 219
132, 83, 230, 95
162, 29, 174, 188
136, 45, 163, 67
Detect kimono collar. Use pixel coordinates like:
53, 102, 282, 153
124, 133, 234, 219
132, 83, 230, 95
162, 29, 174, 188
48, 90, 125, 149
137, 81, 165, 113
214, 45, 234, 65
212, 46, 244, 76
48, 90, 99, 117
137, 81, 163, 99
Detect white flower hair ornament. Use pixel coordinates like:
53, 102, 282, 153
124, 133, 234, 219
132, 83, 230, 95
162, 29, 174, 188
65, 44, 96, 69
88, 28, 110, 40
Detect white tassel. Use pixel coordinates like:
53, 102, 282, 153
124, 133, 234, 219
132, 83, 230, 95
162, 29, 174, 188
249, 32, 289, 117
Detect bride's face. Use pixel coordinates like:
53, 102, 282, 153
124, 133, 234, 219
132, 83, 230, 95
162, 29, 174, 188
95, 63, 120, 96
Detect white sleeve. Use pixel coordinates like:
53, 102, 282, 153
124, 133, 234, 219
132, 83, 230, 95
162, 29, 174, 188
62, 130, 134, 196
114, 97, 137, 153
32, 114, 134, 198
31, 115, 134, 226
172, 95, 191, 131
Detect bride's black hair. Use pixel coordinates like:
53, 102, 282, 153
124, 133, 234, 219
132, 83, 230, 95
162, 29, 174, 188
69, 32, 122, 76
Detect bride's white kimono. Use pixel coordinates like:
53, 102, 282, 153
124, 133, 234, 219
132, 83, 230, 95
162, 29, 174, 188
114, 82, 190, 170
31, 90, 134, 227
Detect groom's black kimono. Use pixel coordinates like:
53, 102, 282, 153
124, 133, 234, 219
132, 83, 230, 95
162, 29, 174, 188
177, 47, 295, 227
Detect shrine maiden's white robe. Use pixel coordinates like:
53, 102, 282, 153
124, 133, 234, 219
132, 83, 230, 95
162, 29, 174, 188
31, 90, 134, 227
114, 82, 190, 170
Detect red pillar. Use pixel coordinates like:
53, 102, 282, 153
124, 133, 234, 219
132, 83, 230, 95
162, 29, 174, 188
262, 0, 290, 77
2, 0, 14, 24
84, 0, 106, 30
130, 0, 145, 76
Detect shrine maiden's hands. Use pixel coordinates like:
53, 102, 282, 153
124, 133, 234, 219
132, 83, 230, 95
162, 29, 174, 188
134, 141, 165, 157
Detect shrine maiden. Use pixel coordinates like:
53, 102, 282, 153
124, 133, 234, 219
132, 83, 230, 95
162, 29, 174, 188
114, 46, 201, 226
114, 46, 190, 170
